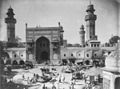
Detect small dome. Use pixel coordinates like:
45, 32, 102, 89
7, 6, 15, 17
105, 51, 120, 72
86, 4, 95, 13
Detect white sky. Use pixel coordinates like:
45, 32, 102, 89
0, 0, 120, 44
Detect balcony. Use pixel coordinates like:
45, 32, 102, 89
51, 38, 59, 51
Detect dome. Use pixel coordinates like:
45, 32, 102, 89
105, 50, 120, 72
86, 4, 95, 13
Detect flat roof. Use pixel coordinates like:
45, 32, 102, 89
6, 47, 26, 51
26, 26, 64, 32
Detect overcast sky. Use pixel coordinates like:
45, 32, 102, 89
0, 0, 120, 44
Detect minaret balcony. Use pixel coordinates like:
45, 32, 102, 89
85, 14, 97, 21
79, 31, 85, 34
5, 18, 16, 23
51, 38, 59, 44
53, 45, 59, 50
51, 39, 60, 50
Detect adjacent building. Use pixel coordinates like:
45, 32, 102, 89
103, 42, 120, 89
3, 7, 26, 64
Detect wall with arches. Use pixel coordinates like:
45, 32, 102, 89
6, 48, 26, 64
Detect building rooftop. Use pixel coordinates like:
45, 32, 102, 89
26, 26, 64, 32
88, 40, 100, 43
6, 47, 26, 51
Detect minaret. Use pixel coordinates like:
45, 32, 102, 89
79, 25, 85, 46
5, 7, 16, 43
85, 4, 97, 41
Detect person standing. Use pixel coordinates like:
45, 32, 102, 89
52, 84, 56, 89
59, 74, 61, 83
62, 75, 65, 83
22, 74, 25, 80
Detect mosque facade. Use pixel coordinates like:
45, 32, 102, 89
3, 3, 116, 66
1, 2, 120, 89
26, 23, 64, 64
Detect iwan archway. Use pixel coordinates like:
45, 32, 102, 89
115, 77, 120, 89
36, 37, 50, 64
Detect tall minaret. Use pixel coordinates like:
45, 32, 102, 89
85, 4, 97, 41
5, 7, 16, 43
79, 25, 85, 46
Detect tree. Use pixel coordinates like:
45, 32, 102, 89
73, 43, 80, 47
15, 36, 26, 47
15, 36, 21, 43
67, 43, 73, 47
109, 36, 120, 45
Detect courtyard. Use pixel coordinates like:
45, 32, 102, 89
1, 63, 103, 89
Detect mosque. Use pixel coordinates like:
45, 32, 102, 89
2, 1, 117, 65
3, 3, 104, 65
1, 2, 120, 89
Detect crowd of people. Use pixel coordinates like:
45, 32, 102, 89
1, 59, 103, 89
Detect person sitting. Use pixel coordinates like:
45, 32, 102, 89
22, 74, 25, 80
52, 84, 56, 89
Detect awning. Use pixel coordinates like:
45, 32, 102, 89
75, 59, 83, 63
84, 67, 102, 76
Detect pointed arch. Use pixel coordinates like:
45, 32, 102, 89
115, 77, 120, 89
36, 36, 50, 63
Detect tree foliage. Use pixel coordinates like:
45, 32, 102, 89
67, 44, 73, 47
109, 36, 120, 45
15, 36, 22, 43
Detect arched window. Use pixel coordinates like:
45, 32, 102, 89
71, 54, 73, 56
12, 60, 18, 65
108, 51, 111, 55
91, 44, 93, 47
86, 54, 89, 57
97, 44, 99, 47
62, 59, 68, 65
94, 44, 96, 47
64, 54, 66, 57
21, 55, 23, 57
94, 54, 97, 57
14, 54, 16, 58
19, 60, 25, 65
85, 60, 90, 65
90, 36, 92, 39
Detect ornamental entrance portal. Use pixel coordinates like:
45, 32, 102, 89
36, 37, 50, 63
115, 77, 120, 89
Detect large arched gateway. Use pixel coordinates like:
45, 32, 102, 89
26, 23, 64, 64
36, 37, 50, 63
115, 77, 120, 89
